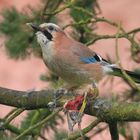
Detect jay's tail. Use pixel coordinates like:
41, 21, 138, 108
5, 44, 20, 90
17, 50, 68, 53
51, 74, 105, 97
108, 67, 140, 83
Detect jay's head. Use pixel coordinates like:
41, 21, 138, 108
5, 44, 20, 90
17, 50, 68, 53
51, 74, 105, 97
27, 23, 63, 46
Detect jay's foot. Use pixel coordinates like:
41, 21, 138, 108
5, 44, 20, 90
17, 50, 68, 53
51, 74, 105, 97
47, 88, 70, 111
48, 88, 74, 111
87, 86, 99, 100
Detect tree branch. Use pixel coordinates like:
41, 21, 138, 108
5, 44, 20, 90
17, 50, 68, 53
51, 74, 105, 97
85, 98, 140, 122
86, 27, 140, 45
0, 87, 55, 109
0, 87, 140, 122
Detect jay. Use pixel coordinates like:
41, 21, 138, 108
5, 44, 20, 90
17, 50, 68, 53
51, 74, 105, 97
27, 22, 140, 132
27, 22, 140, 110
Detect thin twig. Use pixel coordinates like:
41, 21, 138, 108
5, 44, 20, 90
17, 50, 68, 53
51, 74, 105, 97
115, 21, 122, 64
41, 0, 63, 21
4, 108, 18, 120
109, 122, 119, 140
86, 27, 140, 45
14, 108, 62, 140
94, 17, 124, 31
90, 125, 108, 138
84, 16, 140, 46
6, 123, 21, 134
63, 19, 92, 29
41, 0, 49, 18
5, 108, 25, 125
72, 6, 94, 17
65, 119, 101, 140
43, 1, 74, 16
6, 122, 47, 139
39, 134, 48, 140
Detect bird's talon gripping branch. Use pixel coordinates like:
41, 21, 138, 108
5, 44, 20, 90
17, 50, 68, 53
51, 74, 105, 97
56, 88, 67, 95
87, 87, 99, 100
48, 88, 68, 111
47, 101, 56, 111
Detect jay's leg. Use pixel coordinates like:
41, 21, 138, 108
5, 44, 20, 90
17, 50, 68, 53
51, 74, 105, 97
47, 85, 77, 111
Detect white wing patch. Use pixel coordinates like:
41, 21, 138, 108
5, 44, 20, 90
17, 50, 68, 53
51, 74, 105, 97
102, 65, 114, 74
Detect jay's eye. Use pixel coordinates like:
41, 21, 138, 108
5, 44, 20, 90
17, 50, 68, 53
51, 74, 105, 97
48, 26, 54, 31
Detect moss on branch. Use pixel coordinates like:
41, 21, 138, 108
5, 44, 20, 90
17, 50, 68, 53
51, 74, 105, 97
0, 87, 53, 109
85, 98, 140, 122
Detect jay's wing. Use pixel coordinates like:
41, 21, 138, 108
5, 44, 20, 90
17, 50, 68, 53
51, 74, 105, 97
80, 54, 109, 65
55, 33, 110, 66
70, 41, 110, 65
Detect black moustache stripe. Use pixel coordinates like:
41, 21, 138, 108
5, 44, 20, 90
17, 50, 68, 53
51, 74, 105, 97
42, 30, 53, 41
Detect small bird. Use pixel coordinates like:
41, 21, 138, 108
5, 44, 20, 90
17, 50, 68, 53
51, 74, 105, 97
27, 22, 140, 88
28, 22, 140, 134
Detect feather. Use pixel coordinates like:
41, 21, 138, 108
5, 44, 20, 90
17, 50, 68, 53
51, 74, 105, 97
80, 54, 104, 64
80, 56, 98, 63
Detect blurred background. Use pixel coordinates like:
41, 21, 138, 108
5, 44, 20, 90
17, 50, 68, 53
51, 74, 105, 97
0, 0, 140, 139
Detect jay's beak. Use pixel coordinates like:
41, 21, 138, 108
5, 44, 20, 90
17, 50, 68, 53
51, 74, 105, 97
26, 23, 41, 32
26, 23, 53, 41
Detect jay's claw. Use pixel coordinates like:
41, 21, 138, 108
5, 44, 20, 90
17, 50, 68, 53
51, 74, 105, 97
48, 88, 73, 111
47, 101, 56, 111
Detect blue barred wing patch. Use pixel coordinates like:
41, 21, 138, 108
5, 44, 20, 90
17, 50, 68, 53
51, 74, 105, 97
80, 57, 97, 63
80, 54, 101, 64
